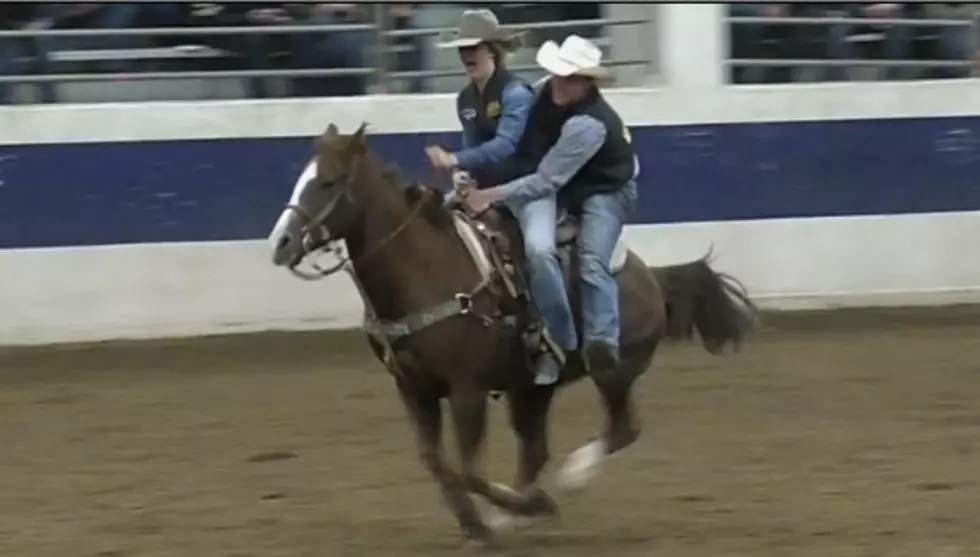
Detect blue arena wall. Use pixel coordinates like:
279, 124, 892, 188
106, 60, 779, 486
2, 115, 980, 249
2, 84, 980, 346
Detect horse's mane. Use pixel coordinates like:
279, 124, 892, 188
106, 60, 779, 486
370, 154, 455, 232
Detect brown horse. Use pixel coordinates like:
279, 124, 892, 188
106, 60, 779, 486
268, 123, 758, 547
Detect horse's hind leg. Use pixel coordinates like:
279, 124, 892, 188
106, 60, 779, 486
397, 382, 491, 546
557, 343, 656, 491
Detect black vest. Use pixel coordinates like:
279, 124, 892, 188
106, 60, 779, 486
457, 67, 526, 144
494, 82, 636, 211
456, 68, 530, 185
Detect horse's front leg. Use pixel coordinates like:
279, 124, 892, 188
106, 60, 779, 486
480, 385, 560, 532
396, 381, 491, 546
447, 387, 545, 523
506, 386, 560, 514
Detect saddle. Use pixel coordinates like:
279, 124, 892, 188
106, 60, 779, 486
449, 205, 629, 367
457, 206, 577, 283
449, 206, 567, 365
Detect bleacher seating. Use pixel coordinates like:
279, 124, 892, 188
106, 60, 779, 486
3, 3, 978, 105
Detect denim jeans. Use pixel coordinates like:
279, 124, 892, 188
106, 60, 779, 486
508, 195, 578, 351
576, 181, 637, 349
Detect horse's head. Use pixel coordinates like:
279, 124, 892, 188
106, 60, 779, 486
269, 122, 370, 268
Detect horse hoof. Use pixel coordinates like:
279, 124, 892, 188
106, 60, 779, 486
524, 488, 560, 518
556, 439, 607, 492
461, 522, 496, 549
484, 507, 516, 532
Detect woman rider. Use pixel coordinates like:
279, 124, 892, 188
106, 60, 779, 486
424, 9, 533, 193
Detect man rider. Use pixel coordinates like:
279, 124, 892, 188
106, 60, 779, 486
461, 34, 639, 386
424, 9, 533, 195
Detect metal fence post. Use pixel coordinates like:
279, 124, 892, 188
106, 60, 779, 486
972, 13, 980, 77
373, 4, 388, 94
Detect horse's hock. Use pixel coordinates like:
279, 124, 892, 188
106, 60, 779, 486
2, 306, 979, 556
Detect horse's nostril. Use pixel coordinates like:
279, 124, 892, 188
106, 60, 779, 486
277, 235, 290, 250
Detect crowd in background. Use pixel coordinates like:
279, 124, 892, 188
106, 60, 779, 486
1, 2, 421, 102
2, 2, 979, 104
0, 2, 602, 103
728, 3, 979, 83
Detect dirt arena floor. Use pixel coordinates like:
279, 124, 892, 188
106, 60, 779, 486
2, 306, 980, 557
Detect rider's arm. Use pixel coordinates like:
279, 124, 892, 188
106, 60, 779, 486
489, 114, 607, 206
451, 81, 533, 171
531, 75, 551, 93
459, 121, 475, 150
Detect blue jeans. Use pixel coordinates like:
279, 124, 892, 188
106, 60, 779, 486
577, 182, 637, 349
509, 195, 578, 351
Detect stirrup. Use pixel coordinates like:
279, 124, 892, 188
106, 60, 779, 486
539, 328, 567, 367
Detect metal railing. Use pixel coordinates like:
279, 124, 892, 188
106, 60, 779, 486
726, 16, 980, 73
0, 16, 650, 92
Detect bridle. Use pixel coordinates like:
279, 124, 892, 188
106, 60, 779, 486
280, 162, 502, 378
281, 156, 424, 281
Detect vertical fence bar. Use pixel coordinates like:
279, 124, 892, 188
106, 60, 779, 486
971, 14, 979, 77
373, 3, 388, 94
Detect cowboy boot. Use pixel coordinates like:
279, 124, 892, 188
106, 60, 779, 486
583, 341, 619, 377
533, 351, 562, 386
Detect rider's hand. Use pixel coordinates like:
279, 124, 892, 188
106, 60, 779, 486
451, 169, 475, 190
425, 145, 458, 169
462, 187, 500, 216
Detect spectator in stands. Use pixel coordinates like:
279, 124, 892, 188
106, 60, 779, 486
287, 3, 370, 97
923, 2, 979, 78
729, 3, 928, 83
387, 3, 425, 93
176, 3, 371, 98
727, 3, 793, 83
176, 3, 291, 98
32, 4, 149, 73
0, 3, 55, 104
825, 3, 914, 81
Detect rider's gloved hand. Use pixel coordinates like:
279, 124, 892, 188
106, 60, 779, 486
443, 170, 475, 208
451, 169, 474, 190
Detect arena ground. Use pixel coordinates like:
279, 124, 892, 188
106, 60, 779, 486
2, 306, 979, 557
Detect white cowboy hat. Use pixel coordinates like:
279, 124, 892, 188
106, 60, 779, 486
535, 34, 614, 82
436, 9, 522, 51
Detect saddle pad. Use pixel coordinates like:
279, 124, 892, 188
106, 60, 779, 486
452, 214, 495, 281
608, 239, 629, 273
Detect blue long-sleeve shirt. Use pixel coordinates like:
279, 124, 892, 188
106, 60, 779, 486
452, 80, 534, 170
492, 114, 610, 206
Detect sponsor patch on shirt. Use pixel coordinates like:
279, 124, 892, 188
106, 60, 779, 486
461, 108, 477, 120
486, 101, 501, 118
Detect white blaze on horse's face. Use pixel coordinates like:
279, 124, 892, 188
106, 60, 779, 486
269, 157, 318, 267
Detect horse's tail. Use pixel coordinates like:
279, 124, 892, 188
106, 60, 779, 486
648, 248, 759, 355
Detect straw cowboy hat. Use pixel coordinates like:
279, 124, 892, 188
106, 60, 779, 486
535, 34, 614, 83
436, 9, 523, 51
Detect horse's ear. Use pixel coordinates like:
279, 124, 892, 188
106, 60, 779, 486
348, 121, 369, 154
314, 123, 338, 154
